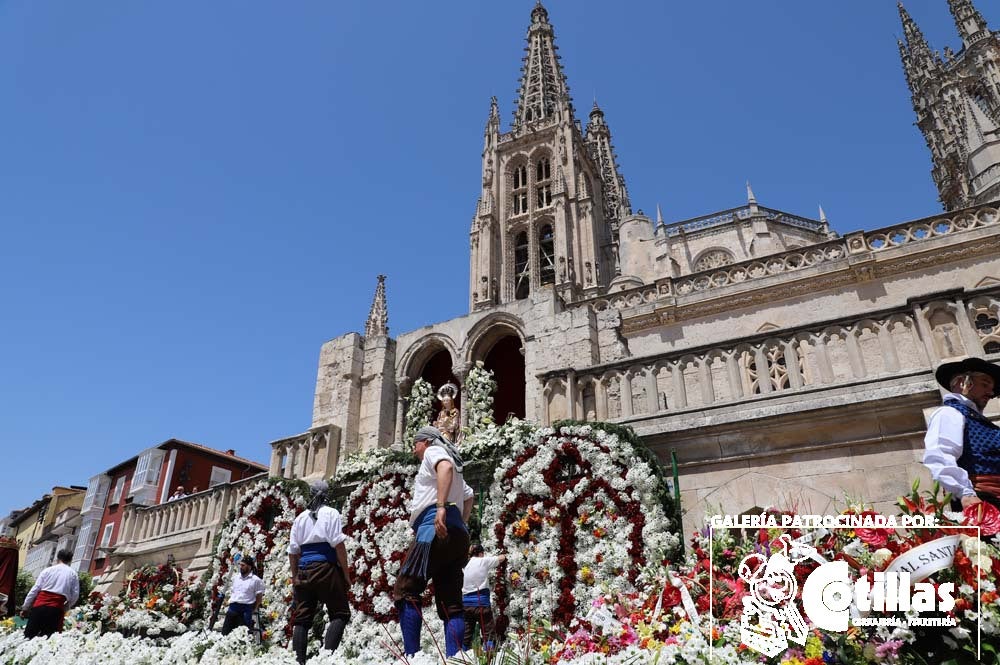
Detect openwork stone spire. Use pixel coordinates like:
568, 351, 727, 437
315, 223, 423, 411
947, 0, 990, 47
364, 274, 388, 338
513, 2, 573, 130
586, 100, 632, 227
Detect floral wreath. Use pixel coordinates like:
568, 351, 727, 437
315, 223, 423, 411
341, 463, 432, 623
205, 479, 307, 646
483, 424, 679, 631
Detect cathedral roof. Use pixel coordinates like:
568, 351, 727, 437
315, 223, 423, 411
660, 204, 830, 238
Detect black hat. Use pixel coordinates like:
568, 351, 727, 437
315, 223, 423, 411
935, 357, 1000, 396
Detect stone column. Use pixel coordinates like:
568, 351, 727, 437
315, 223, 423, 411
394, 378, 412, 445
268, 445, 284, 478
953, 299, 985, 358
877, 324, 901, 372
620, 372, 634, 418
725, 352, 743, 400
645, 368, 659, 413
844, 331, 866, 378
699, 357, 715, 404
812, 335, 834, 383
595, 377, 609, 420
783, 340, 803, 390
567, 370, 578, 420
912, 304, 940, 364
671, 362, 688, 409
754, 346, 773, 394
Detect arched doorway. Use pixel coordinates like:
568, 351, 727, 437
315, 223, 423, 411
419, 349, 460, 413
482, 335, 526, 424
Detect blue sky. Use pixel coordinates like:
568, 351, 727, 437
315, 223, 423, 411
0, 1, 975, 512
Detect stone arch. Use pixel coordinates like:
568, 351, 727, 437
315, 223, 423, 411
691, 247, 736, 272
398, 333, 460, 385
465, 314, 528, 424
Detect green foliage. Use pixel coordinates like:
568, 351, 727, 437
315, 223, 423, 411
76, 571, 94, 606
15, 569, 33, 610
403, 378, 435, 444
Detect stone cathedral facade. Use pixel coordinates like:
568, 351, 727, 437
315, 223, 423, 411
273, 2, 1000, 533
899, 0, 1000, 209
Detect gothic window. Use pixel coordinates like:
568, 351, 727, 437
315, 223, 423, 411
512, 164, 528, 216
973, 307, 1000, 354
744, 344, 799, 394
514, 231, 530, 300
694, 249, 735, 272
539, 224, 555, 285
536, 157, 552, 209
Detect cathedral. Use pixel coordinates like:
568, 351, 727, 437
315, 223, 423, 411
273, 1, 1000, 534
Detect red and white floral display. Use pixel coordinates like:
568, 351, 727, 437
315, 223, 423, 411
483, 423, 680, 631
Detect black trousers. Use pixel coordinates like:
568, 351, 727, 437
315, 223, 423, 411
463, 605, 497, 650
24, 606, 64, 639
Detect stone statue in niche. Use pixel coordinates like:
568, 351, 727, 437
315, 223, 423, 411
483, 158, 494, 187
433, 382, 461, 443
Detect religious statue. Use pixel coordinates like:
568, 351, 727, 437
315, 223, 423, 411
433, 382, 461, 443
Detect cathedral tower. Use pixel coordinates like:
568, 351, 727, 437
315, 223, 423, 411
469, 2, 631, 310
899, 1, 1000, 209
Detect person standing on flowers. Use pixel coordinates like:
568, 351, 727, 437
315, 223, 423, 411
394, 425, 474, 657
288, 480, 352, 664
924, 357, 1000, 509
20, 549, 78, 639
462, 544, 505, 651
219, 555, 264, 635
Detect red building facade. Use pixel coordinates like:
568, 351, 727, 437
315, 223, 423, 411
79, 440, 266, 577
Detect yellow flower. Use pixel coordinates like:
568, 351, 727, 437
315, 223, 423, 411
805, 635, 823, 659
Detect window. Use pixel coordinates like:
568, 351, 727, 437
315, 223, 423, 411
512, 165, 528, 215
109, 477, 125, 505
514, 231, 530, 300
535, 157, 552, 209
693, 249, 735, 272
99, 523, 114, 548
209, 466, 232, 488
81, 475, 110, 513
539, 224, 555, 285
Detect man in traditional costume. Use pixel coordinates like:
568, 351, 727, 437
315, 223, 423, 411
923, 357, 1000, 509
288, 480, 352, 664
394, 425, 475, 657
461, 543, 505, 651
20, 549, 78, 639
219, 555, 264, 635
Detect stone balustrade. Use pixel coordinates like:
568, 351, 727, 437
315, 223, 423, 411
584, 201, 1000, 317
542, 288, 1000, 426
861, 205, 998, 252
116, 473, 265, 552
268, 424, 340, 481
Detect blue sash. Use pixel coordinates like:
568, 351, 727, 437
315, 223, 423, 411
463, 588, 491, 608
399, 505, 466, 579
299, 541, 337, 567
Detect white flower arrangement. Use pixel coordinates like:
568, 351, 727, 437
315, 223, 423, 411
403, 378, 435, 444
463, 361, 497, 436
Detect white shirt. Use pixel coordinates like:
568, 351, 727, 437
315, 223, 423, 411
287, 505, 346, 554
462, 556, 500, 595
24, 562, 80, 609
409, 445, 474, 525
923, 392, 980, 498
228, 572, 265, 605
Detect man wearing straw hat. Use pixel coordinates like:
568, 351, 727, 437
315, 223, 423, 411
394, 425, 475, 657
924, 357, 1000, 508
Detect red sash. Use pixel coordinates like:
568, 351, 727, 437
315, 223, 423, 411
34, 590, 66, 609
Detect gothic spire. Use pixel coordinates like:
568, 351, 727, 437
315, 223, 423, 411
485, 96, 500, 135
898, 3, 931, 55
364, 274, 388, 338
746, 181, 757, 205
947, 0, 990, 47
586, 101, 632, 224
513, 2, 574, 130
818, 204, 828, 224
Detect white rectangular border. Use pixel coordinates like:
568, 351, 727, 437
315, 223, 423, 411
707, 524, 981, 662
